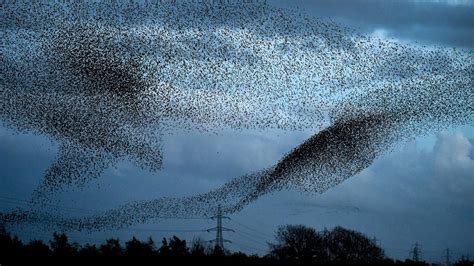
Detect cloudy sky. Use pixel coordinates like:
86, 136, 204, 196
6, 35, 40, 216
1, 0, 473, 263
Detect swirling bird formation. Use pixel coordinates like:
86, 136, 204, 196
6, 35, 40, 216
0, 0, 472, 231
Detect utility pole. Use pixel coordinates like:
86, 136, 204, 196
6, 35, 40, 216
207, 204, 234, 251
444, 248, 450, 266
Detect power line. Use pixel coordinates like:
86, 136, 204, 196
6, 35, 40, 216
231, 226, 270, 245
4, 196, 469, 260
0, 195, 207, 219
229, 218, 274, 239
8, 228, 107, 243
234, 231, 268, 247
0, 196, 98, 214
126, 227, 206, 233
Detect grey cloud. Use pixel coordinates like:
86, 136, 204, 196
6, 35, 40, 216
271, 0, 474, 48
339, 131, 474, 214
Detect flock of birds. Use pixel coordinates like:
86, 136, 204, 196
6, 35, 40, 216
0, 0, 472, 231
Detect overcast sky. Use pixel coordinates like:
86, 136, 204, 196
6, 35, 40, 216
1, 0, 473, 263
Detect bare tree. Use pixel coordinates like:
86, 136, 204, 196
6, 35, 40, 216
269, 224, 326, 263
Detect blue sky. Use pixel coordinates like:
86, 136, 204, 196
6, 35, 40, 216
1, 0, 473, 263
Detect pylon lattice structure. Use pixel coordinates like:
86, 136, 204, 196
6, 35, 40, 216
410, 242, 421, 262
207, 205, 234, 250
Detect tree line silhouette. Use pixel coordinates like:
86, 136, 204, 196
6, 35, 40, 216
0, 224, 471, 265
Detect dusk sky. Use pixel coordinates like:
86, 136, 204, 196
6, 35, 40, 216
1, 0, 473, 263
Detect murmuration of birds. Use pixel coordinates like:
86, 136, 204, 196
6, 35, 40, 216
0, 0, 472, 231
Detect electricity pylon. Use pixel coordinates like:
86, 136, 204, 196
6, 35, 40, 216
444, 248, 450, 266
207, 204, 234, 250
410, 242, 421, 262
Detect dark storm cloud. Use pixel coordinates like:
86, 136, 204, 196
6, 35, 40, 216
271, 0, 474, 48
